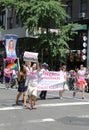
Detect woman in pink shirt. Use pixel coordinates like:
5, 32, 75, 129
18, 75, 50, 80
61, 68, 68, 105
4, 67, 13, 88
73, 64, 87, 99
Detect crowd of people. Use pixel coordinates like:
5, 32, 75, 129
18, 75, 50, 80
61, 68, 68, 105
15, 61, 49, 109
0, 61, 89, 110
58, 64, 88, 99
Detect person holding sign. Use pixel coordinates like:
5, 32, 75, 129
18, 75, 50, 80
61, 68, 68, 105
25, 61, 32, 87
27, 62, 40, 109
39, 63, 49, 99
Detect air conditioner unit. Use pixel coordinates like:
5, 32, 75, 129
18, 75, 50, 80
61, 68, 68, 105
79, 12, 86, 18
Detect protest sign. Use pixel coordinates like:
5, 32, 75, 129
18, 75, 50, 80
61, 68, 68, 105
4, 34, 18, 58
23, 51, 38, 62
37, 71, 64, 91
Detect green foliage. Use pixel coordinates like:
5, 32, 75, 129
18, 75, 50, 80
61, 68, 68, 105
0, 0, 79, 66
0, 26, 3, 31
0, 0, 16, 8
24, 0, 67, 29
39, 23, 78, 61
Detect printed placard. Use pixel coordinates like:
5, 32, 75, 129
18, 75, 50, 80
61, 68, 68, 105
23, 51, 38, 62
4, 34, 18, 58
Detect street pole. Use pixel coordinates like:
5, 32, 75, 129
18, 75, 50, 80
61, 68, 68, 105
87, 26, 89, 67
41, 48, 43, 63
5, 8, 8, 30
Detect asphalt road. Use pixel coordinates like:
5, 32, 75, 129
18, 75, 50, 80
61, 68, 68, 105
0, 83, 89, 130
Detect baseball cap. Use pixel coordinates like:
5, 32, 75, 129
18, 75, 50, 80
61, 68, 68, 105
41, 62, 48, 67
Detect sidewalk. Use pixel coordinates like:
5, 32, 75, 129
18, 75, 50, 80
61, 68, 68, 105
0, 83, 6, 89
0, 82, 18, 89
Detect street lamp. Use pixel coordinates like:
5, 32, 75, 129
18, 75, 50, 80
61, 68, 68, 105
82, 35, 87, 65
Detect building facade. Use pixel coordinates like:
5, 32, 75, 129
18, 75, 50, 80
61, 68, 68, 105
62, 0, 89, 22
62, 0, 89, 68
0, 1, 89, 68
0, 6, 27, 40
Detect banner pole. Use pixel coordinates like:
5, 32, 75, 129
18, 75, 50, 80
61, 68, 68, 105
17, 57, 20, 72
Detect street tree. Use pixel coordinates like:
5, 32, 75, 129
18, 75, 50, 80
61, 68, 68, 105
0, 0, 78, 69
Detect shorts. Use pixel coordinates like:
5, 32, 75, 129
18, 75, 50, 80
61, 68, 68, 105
18, 81, 27, 93
5, 77, 10, 83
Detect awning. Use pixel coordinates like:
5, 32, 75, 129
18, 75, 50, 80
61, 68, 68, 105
72, 24, 87, 31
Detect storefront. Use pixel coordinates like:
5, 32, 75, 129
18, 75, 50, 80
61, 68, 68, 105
66, 24, 88, 69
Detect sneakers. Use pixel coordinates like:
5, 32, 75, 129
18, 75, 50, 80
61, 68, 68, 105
33, 105, 37, 109
82, 97, 84, 99
39, 95, 46, 100
73, 92, 76, 98
27, 103, 33, 110
59, 96, 63, 99
28, 104, 37, 110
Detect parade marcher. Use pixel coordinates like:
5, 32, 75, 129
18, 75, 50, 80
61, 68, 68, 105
25, 61, 32, 89
85, 67, 89, 92
4, 66, 13, 88
39, 62, 49, 99
27, 62, 40, 109
11, 69, 18, 88
24, 61, 32, 103
59, 65, 69, 99
68, 69, 76, 90
73, 64, 87, 99
16, 65, 27, 106
0, 66, 3, 84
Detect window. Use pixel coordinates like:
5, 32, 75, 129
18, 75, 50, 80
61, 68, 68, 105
0, 15, 3, 25
80, 0, 87, 16
7, 17, 13, 29
66, 0, 72, 22
0, 8, 5, 28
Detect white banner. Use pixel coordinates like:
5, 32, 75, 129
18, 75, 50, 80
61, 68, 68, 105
23, 51, 38, 62
37, 71, 64, 91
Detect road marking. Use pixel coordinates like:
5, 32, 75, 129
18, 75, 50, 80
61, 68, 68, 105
25, 118, 55, 124
0, 106, 22, 111
0, 118, 55, 128
0, 123, 11, 127
0, 102, 89, 111
68, 114, 89, 118
0, 123, 6, 127
39, 102, 89, 107
0, 118, 55, 127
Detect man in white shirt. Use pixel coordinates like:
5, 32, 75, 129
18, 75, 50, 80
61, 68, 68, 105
39, 62, 49, 99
